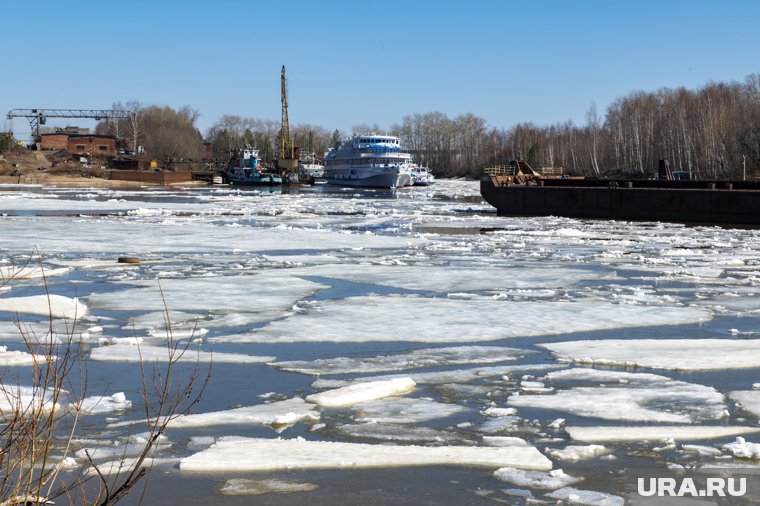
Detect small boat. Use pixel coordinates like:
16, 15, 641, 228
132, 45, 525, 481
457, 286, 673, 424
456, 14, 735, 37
410, 164, 435, 186
225, 146, 282, 186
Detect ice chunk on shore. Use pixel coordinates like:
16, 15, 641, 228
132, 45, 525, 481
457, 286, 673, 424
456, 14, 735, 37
493, 467, 582, 490
306, 377, 416, 407
0, 294, 88, 319
354, 397, 467, 424
546, 445, 608, 462
219, 478, 318, 496
89, 344, 274, 363
541, 339, 760, 371
179, 437, 552, 472
272, 345, 531, 375
230, 296, 710, 343
509, 368, 725, 423
546, 487, 623, 506
167, 398, 319, 429
566, 426, 760, 443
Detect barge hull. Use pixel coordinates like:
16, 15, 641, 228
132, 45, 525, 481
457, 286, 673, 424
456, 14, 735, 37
481, 176, 760, 226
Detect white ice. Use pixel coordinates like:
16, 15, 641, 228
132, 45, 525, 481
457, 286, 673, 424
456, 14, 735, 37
482, 436, 530, 447
0, 265, 70, 280
508, 368, 726, 423
729, 390, 760, 418
545, 487, 623, 506
493, 467, 582, 490
179, 436, 552, 472
87, 273, 328, 324
541, 339, 760, 371
0, 346, 38, 366
0, 385, 58, 414
272, 345, 531, 375
167, 397, 319, 429
353, 397, 468, 424
89, 343, 274, 363
226, 295, 710, 343
546, 445, 608, 462
333, 423, 464, 444
0, 294, 88, 319
74, 392, 132, 414
306, 377, 416, 408
218, 478, 318, 496
284, 262, 608, 293
723, 437, 760, 459
566, 426, 760, 443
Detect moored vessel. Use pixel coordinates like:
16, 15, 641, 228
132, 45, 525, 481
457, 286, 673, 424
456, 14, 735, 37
225, 147, 282, 186
481, 161, 760, 226
323, 134, 416, 188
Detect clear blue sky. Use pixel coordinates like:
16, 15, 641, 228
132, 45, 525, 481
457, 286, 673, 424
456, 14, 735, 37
2, 0, 758, 140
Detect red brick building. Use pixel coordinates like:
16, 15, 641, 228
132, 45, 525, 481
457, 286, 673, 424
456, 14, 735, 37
39, 133, 70, 151
67, 135, 117, 156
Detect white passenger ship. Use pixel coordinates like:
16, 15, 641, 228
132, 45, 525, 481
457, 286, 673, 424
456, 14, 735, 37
323, 134, 414, 188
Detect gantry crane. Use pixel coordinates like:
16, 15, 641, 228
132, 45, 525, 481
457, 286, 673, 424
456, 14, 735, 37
6, 108, 131, 139
276, 66, 299, 175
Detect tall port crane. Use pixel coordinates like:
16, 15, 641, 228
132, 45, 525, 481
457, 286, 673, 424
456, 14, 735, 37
6, 108, 131, 139
276, 66, 299, 174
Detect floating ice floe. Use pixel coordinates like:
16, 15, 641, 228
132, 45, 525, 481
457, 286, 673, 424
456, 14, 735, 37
545, 487, 623, 506
546, 445, 608, 462
271, 345, 531, 375
306, 378, 416, 408
0, 294, 88, 319
89, 344, 274, 363
729, 391, 760, 418
219, 478, 318, 496
493, 467, 582, 490
87, 273, 328, 325
0, 266, 70, 280
353, 397, 468, 424
0, 385, 59, 414
566, 426, 760, 443
508, 368, 726, 423
541, 339, 760, 371
723, 437, 760, 459
311, 363, 561, 389
0, 346, 38, 366
230, 296, 710, 343
179, 437, 552, 472
74, 392, 132, 414
285, 263, 608, 293
482, 436, 530, 447
166, 398, 319, 430
334, 423, 465, 444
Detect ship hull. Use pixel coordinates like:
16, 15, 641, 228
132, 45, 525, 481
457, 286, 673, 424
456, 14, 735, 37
324, 171, 402, 188
481, 176, 760, 226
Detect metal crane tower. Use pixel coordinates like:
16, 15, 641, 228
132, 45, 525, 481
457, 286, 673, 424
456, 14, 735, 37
277, 66, 299, 172
6, 108, 131, 139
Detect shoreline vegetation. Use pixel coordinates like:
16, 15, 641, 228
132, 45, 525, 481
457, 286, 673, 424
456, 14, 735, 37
3, 73, 760, 181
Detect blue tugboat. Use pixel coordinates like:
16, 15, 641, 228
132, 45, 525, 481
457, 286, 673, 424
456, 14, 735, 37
225, 146, 283, 186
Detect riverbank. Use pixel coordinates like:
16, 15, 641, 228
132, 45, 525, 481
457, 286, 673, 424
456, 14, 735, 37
0, 174, 208, 188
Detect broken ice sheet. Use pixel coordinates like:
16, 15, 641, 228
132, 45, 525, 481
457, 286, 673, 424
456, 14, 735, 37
730, 390, 760, 418
508, 368, 727, 423
565, 426, 760, 443
333, 423, 466, 444
0, 294, 88, 319
166, 398, 319, 430
89, 343, 274, 363
218, 478, 318, 496
353, 397, 468, 424
545, 445, 608, 462
493, 467, 582, 490
541, 339, 760, 371
546, 486, 623, 506
179, 437, 552, 472
284, 262, 609, 292
306, 378, 416, 408
74, 392, 132, 415
271, 345, 532, 375
86, 273, 328, 322
222, 295, 710, 343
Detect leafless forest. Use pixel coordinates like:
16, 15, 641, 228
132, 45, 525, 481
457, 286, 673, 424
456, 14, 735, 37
102, 74, 760, 179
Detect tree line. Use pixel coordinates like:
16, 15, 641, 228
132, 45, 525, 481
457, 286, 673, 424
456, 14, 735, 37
99, 72, 760, 179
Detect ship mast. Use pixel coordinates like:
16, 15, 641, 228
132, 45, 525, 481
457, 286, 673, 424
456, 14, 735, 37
278, 65, 298, 170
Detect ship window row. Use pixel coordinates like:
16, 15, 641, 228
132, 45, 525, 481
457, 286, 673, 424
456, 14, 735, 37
360, 139, 399, 144
327, 158, 400, 166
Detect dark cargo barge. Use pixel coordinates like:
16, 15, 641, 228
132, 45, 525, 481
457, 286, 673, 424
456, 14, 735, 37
480, 162, 760, 226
